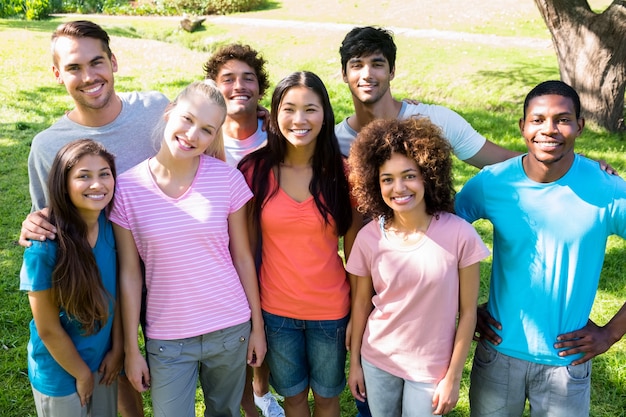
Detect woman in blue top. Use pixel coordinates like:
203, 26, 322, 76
20, 139, 122, 417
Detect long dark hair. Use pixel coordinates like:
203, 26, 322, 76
47, 139, 116, 335
238, 71, 352, 236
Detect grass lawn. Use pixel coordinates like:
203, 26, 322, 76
1, 1, 625, 415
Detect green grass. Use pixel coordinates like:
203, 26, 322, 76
1, 1, 625, 415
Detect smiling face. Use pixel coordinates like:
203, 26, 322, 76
520, 93, 583, 179
52, 36, 118, 114
277, 86, 324, 150
67, 154, 115, 218
343, 52, 394, 105
379, 152, 426, 216
215, 59, 261, 119
163, 94, 226, 160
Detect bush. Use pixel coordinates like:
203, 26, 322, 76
25, 0, 51, 19
0, 0, 22, 17
61, 0, 106, 13
0, 0, 264, 18
163, 0, 264, 15
0, 0, 52, 19
204, 0, 264, 14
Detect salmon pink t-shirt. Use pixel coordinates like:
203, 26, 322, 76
346, 212, 490, 383
245, 169, 350, 320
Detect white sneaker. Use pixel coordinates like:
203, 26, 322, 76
254, 392, 285, 417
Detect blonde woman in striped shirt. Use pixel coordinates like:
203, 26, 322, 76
111, 80, 266, 417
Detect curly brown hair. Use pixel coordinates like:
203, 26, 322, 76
202, 43, 270, 98
348, 117, 455, 221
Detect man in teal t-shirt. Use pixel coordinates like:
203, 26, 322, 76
455, 80, 626, 417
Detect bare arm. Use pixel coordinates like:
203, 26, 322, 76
19, 208, 57, 247
29, 290, 94, 406
98, 292, 124, 386
348, 273, 374, 403
343, 207, 363, 350
432, 263, 480, 415
113, 224, 150, 392
555, 302, 626, 365
463, 140, 521, 169
229, 205, 266, 367
464, 139, 618, 175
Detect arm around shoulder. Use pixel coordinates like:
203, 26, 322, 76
463, 140, 521, 169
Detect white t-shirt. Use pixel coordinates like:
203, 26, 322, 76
335, 101, 486, 160
223, 119, 267, 167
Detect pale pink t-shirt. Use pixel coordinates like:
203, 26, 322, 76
110, 155, 253, 340
244, 169, 350, 320
346, 212, 490, 383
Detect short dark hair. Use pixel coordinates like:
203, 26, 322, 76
339, 26, 397, 74
523, 80, 581, 119
51, 20, 112, 67
203, 43, 270, 98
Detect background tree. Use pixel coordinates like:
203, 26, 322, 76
534, 0, 626, 132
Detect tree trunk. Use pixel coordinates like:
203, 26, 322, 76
534, 0, 626, 132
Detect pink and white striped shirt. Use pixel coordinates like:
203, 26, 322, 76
110, 155, 253, 340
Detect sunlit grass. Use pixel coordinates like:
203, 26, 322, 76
1, 4, 624, 415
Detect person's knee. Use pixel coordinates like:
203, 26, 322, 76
312, 392, 338, 409
117, 375, 144, 417
285, 389, 309, 407
252, 363, 271, 394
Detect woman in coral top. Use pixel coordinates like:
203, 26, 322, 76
238, 71, 361, 417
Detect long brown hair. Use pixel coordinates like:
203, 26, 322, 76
47, 139, 116, 335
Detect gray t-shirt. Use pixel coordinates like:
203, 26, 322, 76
28, 91, 169, 210
335, 101, 486, 159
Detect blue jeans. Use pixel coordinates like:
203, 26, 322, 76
355, 397, 372, 417
262, 310, 348, 398
469, 340, 591, 417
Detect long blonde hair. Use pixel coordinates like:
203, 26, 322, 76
153, 80, 227, 161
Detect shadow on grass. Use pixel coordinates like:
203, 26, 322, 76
0, 17, 149, 39
256, 0, 280, 12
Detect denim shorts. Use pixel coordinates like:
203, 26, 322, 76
262, 310, 348, 398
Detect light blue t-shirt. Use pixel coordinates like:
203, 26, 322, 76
20, 212, 117, 396
455, 154, 626, 365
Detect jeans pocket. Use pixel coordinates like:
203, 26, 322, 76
473, 340, 499, 367
565, 361, 591, 381
146, 338, 184, 360
262, 311, 287, 337
222, 323, 251, 351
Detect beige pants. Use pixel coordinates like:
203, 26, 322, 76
32, 371, 118, 417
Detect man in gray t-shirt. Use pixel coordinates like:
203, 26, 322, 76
20, 20, 168, 417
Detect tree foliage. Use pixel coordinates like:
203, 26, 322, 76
534, 0, 626, 132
